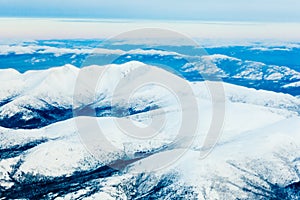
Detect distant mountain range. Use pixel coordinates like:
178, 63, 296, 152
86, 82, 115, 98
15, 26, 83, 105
1, 40, 299, 96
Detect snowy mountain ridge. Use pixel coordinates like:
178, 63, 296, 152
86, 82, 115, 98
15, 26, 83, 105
0, 60, 300, 199
0, 62, 299, 130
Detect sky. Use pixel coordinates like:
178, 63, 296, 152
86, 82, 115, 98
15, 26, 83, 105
1, 0, 300, 41
0, 0, 300, 22
1, 18, 300, 41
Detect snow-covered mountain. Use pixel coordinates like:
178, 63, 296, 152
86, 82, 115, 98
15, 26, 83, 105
0, 97, 299, 199
191, 54, 300, 81
0, 62, 299, 129
1, 41, 300, 96
113, 50, 300, 95
0, 61, 300, 199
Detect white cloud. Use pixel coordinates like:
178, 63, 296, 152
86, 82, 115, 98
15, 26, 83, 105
1, 18, 300, 42
0, 44, 125, 56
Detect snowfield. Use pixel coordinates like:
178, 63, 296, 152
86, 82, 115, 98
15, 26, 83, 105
0, 62, 299, 128
0, 62, 299, 199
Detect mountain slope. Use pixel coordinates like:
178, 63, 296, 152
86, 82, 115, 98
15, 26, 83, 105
0, 61, 299, 199
0, 62, 299, 129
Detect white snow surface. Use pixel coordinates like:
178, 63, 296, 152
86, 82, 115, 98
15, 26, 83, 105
283, 81, 300, 88
0, 62, 299, 119
0, 61, 299, 199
